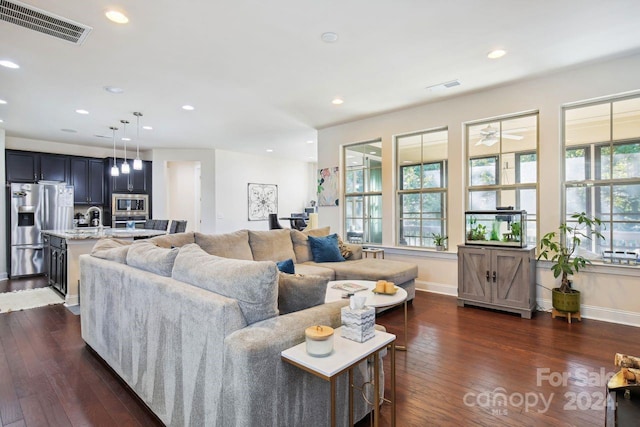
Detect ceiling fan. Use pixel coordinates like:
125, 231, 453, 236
475, 124, 524, 146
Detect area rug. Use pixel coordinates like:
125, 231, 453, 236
0, 287, 64, 313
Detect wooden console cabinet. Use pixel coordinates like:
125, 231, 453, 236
457, 245, 536, 318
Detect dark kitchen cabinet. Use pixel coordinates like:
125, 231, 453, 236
71, 157, 105, 205
5, 150, 70, 183
108, 158, 151, 193
6, 150, 38, 182
39, 153, 69, 182
46, 235, 67, 296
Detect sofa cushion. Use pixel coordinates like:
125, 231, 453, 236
294, 263, 335, 280
248, 229, 297, 262
290, 226, 331, 263
126, 241, 179, 277
90, 238, 131, 263
172, 244, 279, 325
308, 234, 345, 263
312, 258, 418, 284
278, 273, 328, 315
195, 230, 254, 260
276, 258, 295, 274
148, 232, 195, 248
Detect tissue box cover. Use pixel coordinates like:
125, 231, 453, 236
341, 306, 375, 343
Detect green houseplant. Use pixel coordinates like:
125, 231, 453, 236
537, 212, 604, 313
431, 233, 448, 251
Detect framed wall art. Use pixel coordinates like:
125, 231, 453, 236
318, 167, 339, 206
248, 183, 278, 221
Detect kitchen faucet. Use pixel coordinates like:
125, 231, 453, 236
85, 206, 103, 228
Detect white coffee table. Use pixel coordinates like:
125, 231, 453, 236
326, 280, 409, 351
281, 326, 396, 427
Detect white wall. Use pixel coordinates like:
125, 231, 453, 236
152, 149, 216, 233
166, 161, 200, 232
214, 150, 316, 233
318, 52, 640, 326
0, 129, 6, 280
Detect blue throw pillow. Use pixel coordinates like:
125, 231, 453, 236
308, 233, 345, 263
276, 258, 295, 274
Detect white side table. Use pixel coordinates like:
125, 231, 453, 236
281, 327, 396, 427
326, 280, 409, 351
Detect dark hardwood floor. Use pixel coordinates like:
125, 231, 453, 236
1, 277, 638, 426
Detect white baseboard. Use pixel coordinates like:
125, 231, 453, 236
416, 280, 640, 328
536, 298, 640, 328
0, 272, 8, 281
415, 280, 457, 296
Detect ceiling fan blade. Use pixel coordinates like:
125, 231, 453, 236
475, 136, 499, 146
501, 133, 524, 140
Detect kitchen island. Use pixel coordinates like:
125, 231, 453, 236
41, 228, 166, 306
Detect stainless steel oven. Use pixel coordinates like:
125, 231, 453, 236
112, 193, 149, 217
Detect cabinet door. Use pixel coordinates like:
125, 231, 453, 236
70, 158, 89, 204
6, 151, 38, 182
492, 249, 531, 309
88, 159, 105, 204
458, 247, 491, 303
39, 154, 69, 182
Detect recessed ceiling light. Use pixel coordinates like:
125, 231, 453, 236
487, 49, 506, 59
142, 125, 153, 130
105, 10, 129, 24
182, 105, 195, 111
306, 140, 314, 144
75, 109, 89, 115
266, 149, 273, 153
61, 128, 77, 133
0, 60, 19, 69
104, 85, 124, 94
0, 119, 4, 123
121, 137, 131, 141
321, 32, 339, 43
369, 151, 376, 154
332, 98, 344, 105
0, 99, 7, 104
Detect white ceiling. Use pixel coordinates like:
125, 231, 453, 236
1, 0, 640, 163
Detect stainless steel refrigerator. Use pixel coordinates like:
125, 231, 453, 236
10, 183, 74, 277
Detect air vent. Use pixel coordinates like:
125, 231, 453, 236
426, 79, 461, 92
0, 0, 92, 45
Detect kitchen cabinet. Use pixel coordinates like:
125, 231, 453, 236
71, 157, 105, 205
5, 150, 70, 183
457, 245, 536, 318
47, 235, 67, 296
107, 158, 151, 193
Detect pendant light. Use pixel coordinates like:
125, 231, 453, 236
132, 112, 143, 170
120, 120, 130, 174
110, 126, 120, 176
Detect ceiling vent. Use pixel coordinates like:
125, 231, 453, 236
0, 0, 92, 45
426, 79, 461, 92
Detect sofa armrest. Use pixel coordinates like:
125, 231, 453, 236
345, 243, 363, 260
222, 300, 363, 425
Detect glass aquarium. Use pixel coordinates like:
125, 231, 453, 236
465, 210, 527, 247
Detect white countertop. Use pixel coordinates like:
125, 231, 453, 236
42, 228, 166, 240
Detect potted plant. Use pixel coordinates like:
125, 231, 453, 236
431, 233, 448, 251
537, 212, 604, 313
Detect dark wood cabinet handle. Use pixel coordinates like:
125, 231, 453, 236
493, 271, 497, 283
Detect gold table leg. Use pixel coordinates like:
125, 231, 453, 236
373, 350, 380, 427
395, 300, 408, 351
391, 341, 396, 427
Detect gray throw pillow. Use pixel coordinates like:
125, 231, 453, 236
278, 273, 328, 315
248, 229, 297, 262
126, 241, 179, 277
90, 238, 131, 264
195, 230, 254, 260
290, 226, 331, 263
172, 244, 279, 325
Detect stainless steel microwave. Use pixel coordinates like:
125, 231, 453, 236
112, 193, 149, 216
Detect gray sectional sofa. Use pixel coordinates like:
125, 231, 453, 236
80, 227, 418, 426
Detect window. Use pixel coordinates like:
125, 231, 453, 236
396, 128, 448, 247
344, 140, 382, 244
466, 113, 539, 247
564, 95, 640, 253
